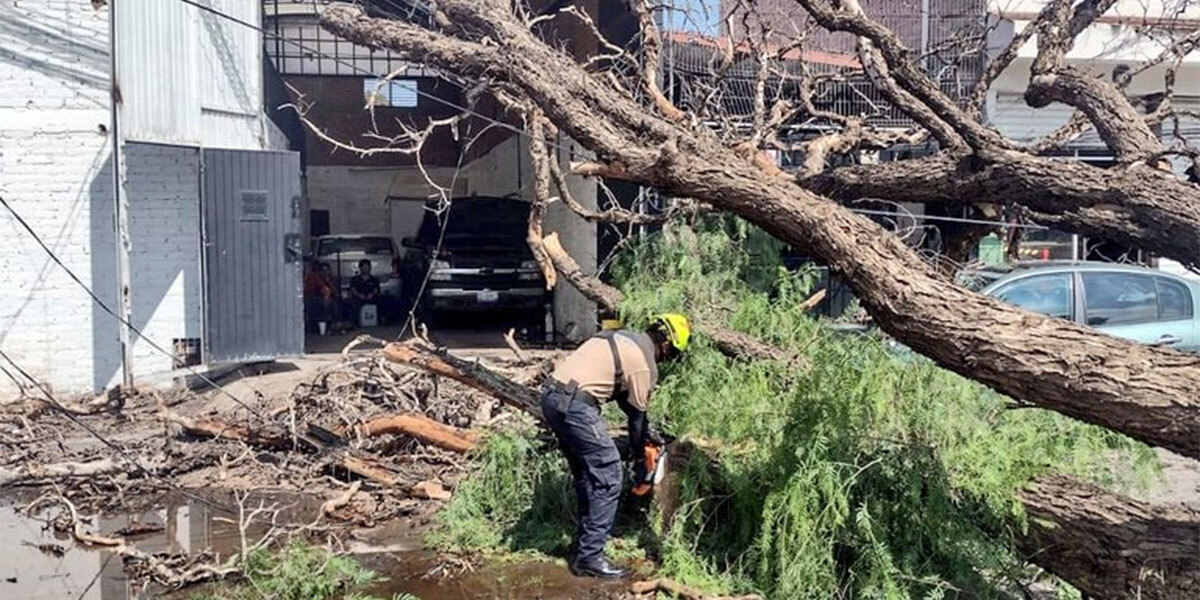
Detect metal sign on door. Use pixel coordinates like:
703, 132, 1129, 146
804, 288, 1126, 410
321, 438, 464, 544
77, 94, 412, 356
202, 149, 303, 363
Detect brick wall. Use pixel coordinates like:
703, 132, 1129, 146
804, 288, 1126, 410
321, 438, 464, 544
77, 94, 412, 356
0, 0, 116, 396
125, 143, 202, 381
0, 2, 204, 396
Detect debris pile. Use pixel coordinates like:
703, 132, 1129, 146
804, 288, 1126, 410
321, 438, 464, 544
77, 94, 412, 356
0, 339, 551, 588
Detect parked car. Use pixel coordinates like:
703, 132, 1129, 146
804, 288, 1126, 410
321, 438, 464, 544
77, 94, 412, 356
980, 262, 1200, 351
312, 234, 403, 301
400, 196, 548, 315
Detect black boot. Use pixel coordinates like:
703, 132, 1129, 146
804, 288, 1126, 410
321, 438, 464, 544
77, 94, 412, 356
569, 555, 629, 579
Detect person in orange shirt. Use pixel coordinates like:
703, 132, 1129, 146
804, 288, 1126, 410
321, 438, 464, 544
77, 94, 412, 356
304, 260, 336, 333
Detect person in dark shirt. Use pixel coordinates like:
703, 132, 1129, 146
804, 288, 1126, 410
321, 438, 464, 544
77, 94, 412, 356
347, 259, 380, 326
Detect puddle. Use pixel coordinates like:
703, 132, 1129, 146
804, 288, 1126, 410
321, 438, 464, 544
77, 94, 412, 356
0, 492, 623, 600
361, 553, 627, 600
0, 491, 300, 600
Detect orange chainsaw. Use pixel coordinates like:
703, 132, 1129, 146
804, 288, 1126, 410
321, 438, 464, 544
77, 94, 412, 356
631, 442, 667, 497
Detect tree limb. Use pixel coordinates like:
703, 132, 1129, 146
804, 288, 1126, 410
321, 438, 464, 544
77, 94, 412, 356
526, 112, 559, 290
804, 153, 1200, 270
321, 1, 1200, 457
1018, 474, 1200, 600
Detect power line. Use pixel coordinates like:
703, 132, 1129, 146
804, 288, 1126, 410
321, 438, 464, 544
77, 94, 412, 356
848, 208, 1049, 230
0, 346, 142, 466
0, 195, 268, 422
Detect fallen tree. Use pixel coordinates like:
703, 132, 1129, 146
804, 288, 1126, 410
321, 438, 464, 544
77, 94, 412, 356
320, 1, 1200, 461
381, 339, 1200, 599
1019, 475, 1200, 600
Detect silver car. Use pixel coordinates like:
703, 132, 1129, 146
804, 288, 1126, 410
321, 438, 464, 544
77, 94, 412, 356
980, 262, 1200, 352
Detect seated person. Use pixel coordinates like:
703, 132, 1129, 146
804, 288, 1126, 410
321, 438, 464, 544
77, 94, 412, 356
347, 260, 381, 326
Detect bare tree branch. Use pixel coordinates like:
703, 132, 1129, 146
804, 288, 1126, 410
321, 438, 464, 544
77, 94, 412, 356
525, 111, 559, 290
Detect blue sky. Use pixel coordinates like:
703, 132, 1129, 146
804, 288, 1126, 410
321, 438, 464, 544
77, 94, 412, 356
662, 0, 723, 35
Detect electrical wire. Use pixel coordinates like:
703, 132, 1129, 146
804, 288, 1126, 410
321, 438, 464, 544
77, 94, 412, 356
849, 208, 1048, 230
0, 196, 268, 421
0, 347, 143, 466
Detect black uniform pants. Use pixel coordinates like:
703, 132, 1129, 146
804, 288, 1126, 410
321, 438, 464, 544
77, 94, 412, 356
540, 386, 622, 563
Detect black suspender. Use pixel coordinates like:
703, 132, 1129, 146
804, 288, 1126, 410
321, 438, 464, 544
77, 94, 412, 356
595, 330, 626, 397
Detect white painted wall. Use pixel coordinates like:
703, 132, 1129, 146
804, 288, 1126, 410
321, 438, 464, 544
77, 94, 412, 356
1, 2, 212, 396
306, 165, 465, 240
0, 0, 117, 396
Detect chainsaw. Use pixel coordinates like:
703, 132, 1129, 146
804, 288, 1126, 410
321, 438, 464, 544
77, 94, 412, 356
630, 441, 668, 497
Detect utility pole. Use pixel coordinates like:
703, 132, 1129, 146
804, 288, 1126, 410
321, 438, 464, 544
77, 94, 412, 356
108, 0, 134, 389
920, 0, 931, 70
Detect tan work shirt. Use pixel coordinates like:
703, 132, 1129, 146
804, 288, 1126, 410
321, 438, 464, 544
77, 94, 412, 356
550, 331, 658, 411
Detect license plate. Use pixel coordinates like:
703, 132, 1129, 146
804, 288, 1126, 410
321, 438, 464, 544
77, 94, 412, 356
477, 290, 499, 303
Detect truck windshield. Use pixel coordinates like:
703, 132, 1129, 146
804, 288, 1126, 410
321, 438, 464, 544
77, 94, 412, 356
317, 237, 394, 256
416, 198, 529, 246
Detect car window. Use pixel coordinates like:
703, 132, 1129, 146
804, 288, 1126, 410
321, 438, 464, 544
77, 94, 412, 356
1157, 277, 1193, 320
1081, 272, 1158, 326
992, 273, 1073, 320
316, 237, 394, 256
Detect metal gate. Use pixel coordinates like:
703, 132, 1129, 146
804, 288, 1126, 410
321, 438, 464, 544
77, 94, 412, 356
201, 148, 303, 363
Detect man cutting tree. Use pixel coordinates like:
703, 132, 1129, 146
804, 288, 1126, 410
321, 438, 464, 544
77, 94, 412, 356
540, 314, 690, 578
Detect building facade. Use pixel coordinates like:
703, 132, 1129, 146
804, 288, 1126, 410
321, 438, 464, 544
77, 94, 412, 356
1, 0, 300, 395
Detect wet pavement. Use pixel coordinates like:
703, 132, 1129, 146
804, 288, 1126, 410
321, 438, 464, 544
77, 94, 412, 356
0, 491, 622, 600
0, 491, 282, 600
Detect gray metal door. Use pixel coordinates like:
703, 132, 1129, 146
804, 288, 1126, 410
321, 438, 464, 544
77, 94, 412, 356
201, 148, 303, 363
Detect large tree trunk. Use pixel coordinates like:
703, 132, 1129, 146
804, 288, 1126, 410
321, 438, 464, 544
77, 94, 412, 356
380, 342, 1200, 599
1019, 475, 1200, 600
322, 2, 1200, 459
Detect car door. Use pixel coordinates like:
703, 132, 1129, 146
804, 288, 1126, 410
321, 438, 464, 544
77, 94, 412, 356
989, 272, 1076, 322
1079, 271, 1197, 351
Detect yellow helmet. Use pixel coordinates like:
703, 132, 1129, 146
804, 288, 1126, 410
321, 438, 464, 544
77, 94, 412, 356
654, 313, 691, 351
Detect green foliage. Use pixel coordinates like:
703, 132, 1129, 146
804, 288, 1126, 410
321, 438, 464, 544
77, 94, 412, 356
188, 542, 393, 600
428, 429, 581, 556
434, 220, 1159, 599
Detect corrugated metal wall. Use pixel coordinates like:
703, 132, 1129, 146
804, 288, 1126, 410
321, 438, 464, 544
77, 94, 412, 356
116, 0, 263, 149
202, 148, 303, 363
116, 0, 201, 144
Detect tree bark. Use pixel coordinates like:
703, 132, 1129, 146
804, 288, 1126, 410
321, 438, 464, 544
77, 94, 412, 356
322, 2, 1200, 459
356, 413, 478, 453
382, 340, 542, 418
1019, 475, 1200, 600
0, 458, 124, 487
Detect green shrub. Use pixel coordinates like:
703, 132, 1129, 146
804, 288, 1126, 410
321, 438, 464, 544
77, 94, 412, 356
188, 541, 394, 600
